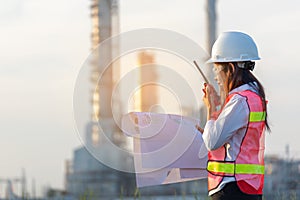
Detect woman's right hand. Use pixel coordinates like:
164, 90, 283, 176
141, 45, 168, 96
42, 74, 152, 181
202, 83, 220, 119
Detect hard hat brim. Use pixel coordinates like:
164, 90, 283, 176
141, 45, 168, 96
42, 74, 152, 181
206, 57, 261, 64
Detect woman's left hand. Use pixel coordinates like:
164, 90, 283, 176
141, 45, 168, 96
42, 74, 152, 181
195, 124, 204, 134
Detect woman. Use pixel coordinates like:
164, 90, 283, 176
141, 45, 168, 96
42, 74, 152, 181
201, 31, 270, 200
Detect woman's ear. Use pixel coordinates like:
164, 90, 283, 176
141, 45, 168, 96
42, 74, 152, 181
228, 63, 235, 75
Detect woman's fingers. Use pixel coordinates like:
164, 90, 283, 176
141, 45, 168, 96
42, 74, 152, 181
202, 88, 207, 96
195, 125, 204, 133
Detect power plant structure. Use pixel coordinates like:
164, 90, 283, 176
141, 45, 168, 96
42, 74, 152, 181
133, 51, 159, 113
65, 0, 136, 199
0, 169, 29, 200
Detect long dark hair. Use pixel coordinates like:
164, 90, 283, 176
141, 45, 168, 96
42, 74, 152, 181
218, 62, 270, 131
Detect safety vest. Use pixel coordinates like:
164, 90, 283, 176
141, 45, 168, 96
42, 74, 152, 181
207, 90, 265, 195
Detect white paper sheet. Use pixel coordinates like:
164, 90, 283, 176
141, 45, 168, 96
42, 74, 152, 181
122, 112, 208, 187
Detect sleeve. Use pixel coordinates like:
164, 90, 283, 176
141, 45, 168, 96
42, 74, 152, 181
202, 94, 249, 151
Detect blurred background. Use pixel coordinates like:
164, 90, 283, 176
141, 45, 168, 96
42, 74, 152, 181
0, 0, 300, 199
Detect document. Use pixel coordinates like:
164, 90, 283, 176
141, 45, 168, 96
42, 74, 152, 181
122, 112, 208, 187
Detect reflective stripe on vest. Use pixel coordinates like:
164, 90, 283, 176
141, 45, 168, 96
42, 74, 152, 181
249, 111, 266, 122
207, 161, 265, 175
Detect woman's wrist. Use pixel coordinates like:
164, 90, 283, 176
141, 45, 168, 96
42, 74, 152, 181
207, 106, 216, 114
207, 107, 217, 121
207, 109, 212, 121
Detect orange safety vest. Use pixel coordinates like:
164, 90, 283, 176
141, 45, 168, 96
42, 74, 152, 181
207, 90, 265, 195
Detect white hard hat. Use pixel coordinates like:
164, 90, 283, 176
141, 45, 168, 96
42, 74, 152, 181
207, 31, 260, 63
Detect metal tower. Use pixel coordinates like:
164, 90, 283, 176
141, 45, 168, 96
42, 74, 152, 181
89, 0, 122, 146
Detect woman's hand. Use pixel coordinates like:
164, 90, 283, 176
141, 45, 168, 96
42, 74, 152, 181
195, 124, 204, 134
202, 83, 220, 120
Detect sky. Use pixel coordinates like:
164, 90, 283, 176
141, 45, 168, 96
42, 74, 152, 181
1, 0, 300, 197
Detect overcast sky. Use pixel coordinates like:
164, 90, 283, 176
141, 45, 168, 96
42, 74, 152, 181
0, 0, 300, 197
